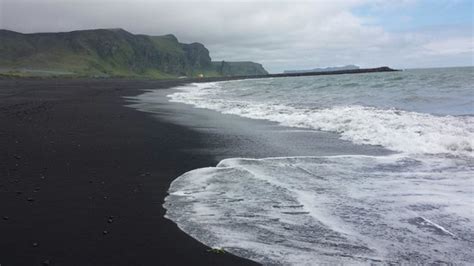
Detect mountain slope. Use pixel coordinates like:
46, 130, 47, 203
0, 29, 268, 78
212, 61, 268, 76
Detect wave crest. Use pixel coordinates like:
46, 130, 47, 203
168, 83, 474, 156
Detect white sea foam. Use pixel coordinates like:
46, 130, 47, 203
164, 154, 474, 264
168, 83, 474, 157
160, 74, 474, 264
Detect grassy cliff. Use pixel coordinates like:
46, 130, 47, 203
0, 28, 268, 78
212, 61, 268, 77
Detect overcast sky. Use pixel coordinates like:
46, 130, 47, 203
1, 0, 472, 73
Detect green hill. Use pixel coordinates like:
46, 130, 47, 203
212, 61, 269, 76
0, 28, 268, 78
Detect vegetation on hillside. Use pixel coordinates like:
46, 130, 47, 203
0, 28, 268, 78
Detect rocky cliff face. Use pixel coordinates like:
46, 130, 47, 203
213, 61, 268, 76
182, 42, 212, 70
0, 28, 267, 78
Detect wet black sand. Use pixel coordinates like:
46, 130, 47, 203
0, 79, 257, 265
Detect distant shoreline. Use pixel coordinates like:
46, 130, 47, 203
201, 66, 399, 82
0, 66, 399, 82
176, 66, 400, 84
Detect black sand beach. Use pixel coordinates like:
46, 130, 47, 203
0, 79, 257, 265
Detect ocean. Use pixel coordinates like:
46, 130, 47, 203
134, 67, 474, 264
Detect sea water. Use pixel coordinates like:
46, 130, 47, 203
163, 67, 473, 264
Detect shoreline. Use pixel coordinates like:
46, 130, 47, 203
0, 79, 257, 265
0, 66, 398, 82
128, 84, 392, 161
131, 71, 474, 264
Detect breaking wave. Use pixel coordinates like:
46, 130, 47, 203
168, 82, 474, 157
164, 155, 474, 264
161, 70, 474, 264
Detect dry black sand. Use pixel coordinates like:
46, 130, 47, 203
0, 79, 257, 265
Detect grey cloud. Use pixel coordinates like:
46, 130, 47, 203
1, 0, 472, 73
